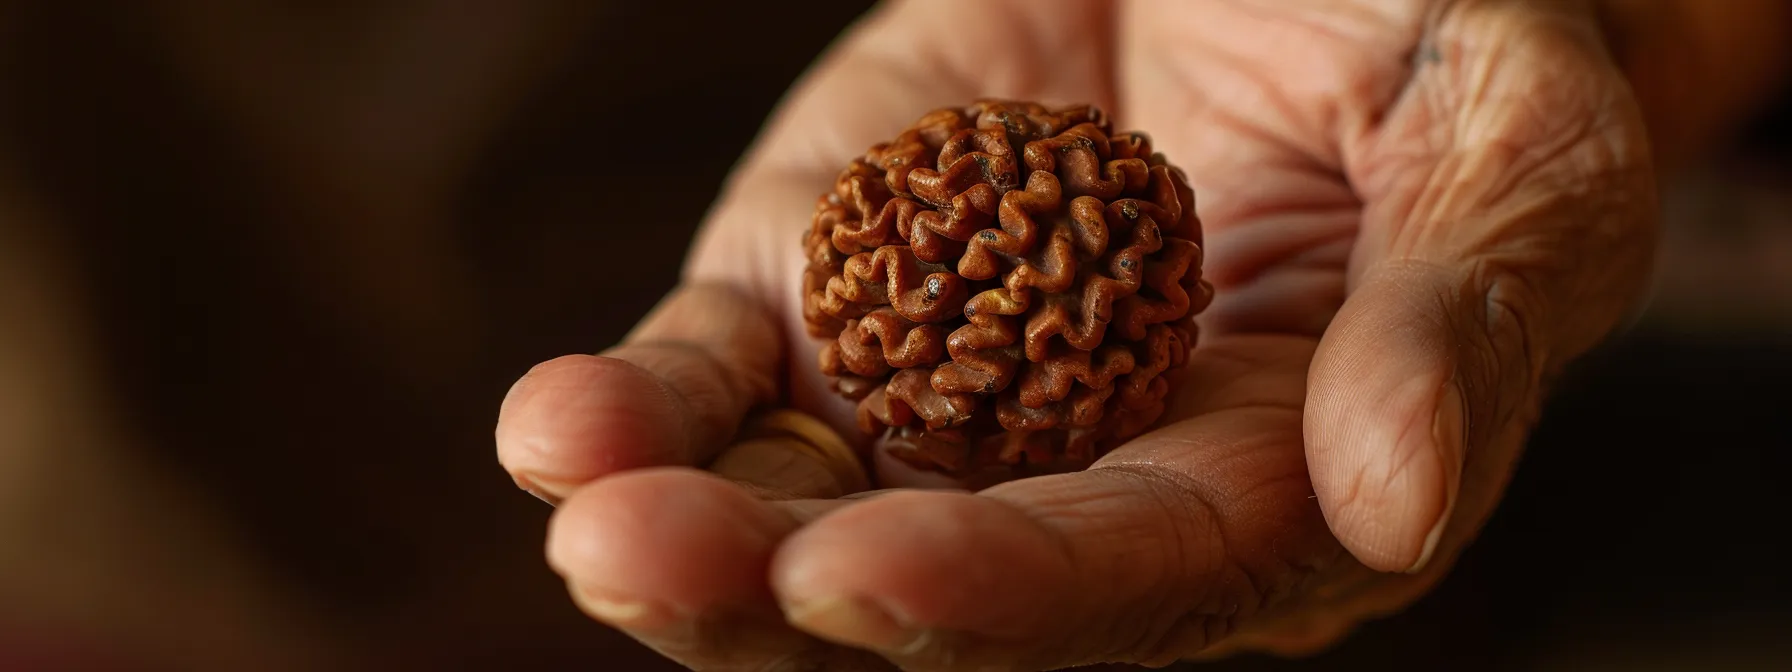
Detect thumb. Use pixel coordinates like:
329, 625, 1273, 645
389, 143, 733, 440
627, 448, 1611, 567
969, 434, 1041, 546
495, 282, 784, 500
1303, 261, 1484, 574
1304, 0, 1658, 575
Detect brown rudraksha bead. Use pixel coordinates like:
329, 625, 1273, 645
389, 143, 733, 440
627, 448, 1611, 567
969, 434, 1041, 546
800, 99, 1214, 478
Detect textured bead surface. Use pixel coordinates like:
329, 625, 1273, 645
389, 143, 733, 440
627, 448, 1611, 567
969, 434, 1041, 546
801, 99, 1214, 477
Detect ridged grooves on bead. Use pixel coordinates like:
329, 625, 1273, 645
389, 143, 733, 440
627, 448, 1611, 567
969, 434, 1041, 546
802, 100, 1214, 475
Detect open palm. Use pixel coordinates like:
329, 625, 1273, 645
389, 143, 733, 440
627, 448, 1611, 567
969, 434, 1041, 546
496, 1, 1656, 669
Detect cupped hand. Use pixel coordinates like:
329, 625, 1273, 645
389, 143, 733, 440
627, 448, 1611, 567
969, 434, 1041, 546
495, 1, 1658, 669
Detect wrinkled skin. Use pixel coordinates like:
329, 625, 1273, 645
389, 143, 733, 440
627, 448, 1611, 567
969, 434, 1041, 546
497, 0, 1661, 669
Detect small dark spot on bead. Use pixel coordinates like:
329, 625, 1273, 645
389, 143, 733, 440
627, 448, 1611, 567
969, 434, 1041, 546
925, 277, 943, 301
982, 379, 997, 394
1119, 258, 1136, 270
964, 304, 977, 318
979, 230, 999, 242
1121, 202, 1139, 220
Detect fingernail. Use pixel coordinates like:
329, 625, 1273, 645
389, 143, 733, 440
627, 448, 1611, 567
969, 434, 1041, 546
584, 596, 653, 624
513, 474, 560, 507
1408, 380, 1466, 574
1408, 510, 1449, 574
784, 596, 930, 655
568, 583, 681, 632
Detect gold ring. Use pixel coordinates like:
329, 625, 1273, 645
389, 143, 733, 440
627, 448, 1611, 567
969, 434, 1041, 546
736, 409, 871, 494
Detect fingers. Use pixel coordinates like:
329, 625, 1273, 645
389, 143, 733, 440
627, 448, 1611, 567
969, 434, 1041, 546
1310, 0, 1658, 572
547, 469, 793, 631
543, 412, 884, 670
547, 468, 893, 671
495, 283, 781, 503
768, 338, 1341, 669
769, 425, 1332, 669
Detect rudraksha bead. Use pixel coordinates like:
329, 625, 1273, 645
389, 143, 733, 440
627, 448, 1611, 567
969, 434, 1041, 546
801, 99, 1214, 477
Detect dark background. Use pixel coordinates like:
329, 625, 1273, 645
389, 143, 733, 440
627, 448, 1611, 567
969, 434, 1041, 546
1, 1, 1787, 669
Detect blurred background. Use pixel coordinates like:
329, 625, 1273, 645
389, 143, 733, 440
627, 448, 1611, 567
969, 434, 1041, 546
0, 1, 1787, 670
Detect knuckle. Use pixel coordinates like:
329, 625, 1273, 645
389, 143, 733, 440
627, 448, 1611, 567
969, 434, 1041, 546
1394, 1, 1659, 269
1082, 464, 1328, 667
1458, 259, 1548, 414
610, 341, 742, 450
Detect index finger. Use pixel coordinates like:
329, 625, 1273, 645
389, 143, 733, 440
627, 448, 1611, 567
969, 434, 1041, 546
495, 282, 782, 502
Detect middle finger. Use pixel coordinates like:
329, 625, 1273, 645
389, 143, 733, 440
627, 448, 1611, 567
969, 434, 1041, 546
549, 466, 893, 671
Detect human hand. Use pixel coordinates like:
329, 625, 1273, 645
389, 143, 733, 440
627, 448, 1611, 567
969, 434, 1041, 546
495, 1, 1660, 669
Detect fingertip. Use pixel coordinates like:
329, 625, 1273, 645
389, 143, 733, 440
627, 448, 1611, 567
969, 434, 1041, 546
1316, 436, 1452, 574
1307, 352, 1463, 574
771, 491, 1071, 639
546, 468, 795, 612
496, 354, 691, 497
